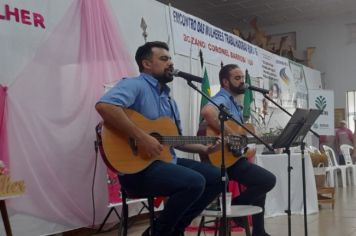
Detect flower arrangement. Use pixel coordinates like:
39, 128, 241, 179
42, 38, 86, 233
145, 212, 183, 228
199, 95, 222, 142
0, 160, 8, 175
250, 98, 276, 136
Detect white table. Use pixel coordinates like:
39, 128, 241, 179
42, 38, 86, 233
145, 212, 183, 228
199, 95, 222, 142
255, 153, 318, 217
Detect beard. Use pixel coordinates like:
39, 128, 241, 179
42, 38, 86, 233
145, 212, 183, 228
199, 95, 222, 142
229, 81, 245, 95
153, 67, 174, 84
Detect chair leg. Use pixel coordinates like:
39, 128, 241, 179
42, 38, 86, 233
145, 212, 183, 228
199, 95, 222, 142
334, 170, 338, 188
340, 169, 347, 187
118, 205, 125, 236
228, 218, 232, 236
352, 167, 356, 185
214, 217, 219, 236
242, 216, 251, 236
97, 207, 114, 234
347, 168, 351, 185
148, 197, 155, 236
121, 192, 129, 236
197, 216, 205, 236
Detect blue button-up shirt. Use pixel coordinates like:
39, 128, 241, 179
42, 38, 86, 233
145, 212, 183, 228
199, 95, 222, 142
98, 73, 182, 164
207, 88, 243, 123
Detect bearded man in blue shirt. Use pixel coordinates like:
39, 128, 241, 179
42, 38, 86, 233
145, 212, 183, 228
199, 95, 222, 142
201, 64, 276, 236
95, 41, 224, 236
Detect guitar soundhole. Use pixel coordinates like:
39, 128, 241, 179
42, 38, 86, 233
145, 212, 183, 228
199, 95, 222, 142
150, 132, 163, 144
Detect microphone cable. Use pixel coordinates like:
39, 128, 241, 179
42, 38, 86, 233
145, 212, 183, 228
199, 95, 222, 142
92, 140, 99, 229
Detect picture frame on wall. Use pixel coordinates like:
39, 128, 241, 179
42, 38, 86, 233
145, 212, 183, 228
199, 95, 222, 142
268, 32, 296, 51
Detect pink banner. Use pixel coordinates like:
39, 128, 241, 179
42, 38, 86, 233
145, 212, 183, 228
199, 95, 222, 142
0, 85, 9, 170
6, 0, 136, 229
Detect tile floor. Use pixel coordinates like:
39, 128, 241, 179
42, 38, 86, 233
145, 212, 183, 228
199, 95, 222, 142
96, 185, 356, 236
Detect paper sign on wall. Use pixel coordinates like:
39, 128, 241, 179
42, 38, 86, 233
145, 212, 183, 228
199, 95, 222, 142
309, 89, 334, 135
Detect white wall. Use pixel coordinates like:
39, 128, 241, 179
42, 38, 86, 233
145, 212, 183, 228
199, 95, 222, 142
246, 14, 356, 110
0, 0, 74, 86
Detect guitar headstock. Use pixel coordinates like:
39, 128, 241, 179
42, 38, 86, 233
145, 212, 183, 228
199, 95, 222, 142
226, 134, 248, 151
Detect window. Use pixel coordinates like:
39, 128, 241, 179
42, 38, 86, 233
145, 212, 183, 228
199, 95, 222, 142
346, 91, 356, 132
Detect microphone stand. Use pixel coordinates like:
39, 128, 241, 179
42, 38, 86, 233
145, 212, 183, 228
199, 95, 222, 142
263, 94, 320, 236
186, 80, 274, 236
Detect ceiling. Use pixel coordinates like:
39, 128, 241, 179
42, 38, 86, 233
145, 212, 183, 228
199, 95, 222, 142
155, 0, 356, 32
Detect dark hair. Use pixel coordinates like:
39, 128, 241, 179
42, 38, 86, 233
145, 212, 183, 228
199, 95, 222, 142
135, 41, 169, 72
219, 64, 239, 87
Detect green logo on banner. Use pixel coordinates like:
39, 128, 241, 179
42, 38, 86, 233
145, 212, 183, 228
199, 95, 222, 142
315, 96, 326, 110
313, 123, 319, 129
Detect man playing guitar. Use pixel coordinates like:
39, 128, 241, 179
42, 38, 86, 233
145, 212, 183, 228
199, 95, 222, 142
201, 64, 276, 236
95, 41, 224, 236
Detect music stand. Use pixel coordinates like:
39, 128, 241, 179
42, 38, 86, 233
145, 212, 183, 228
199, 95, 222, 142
272, 108, 322, 236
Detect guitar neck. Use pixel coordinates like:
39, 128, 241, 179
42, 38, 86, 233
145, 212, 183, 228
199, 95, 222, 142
160, 136, 217, 146
248, 135, 279, 144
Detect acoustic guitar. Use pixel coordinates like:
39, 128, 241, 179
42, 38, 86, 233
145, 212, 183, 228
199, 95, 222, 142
98, 109, 247, 174
197, 120, 279, 168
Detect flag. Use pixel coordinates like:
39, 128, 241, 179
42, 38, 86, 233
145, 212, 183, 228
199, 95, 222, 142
200, 68, 211, 122
243, 71, 254, 116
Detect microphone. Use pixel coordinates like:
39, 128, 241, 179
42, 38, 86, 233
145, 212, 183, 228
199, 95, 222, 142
243, 84, 269, 94
172, 69, 205, 83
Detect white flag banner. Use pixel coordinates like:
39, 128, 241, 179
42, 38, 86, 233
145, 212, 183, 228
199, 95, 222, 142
289, 61, 309, 108
275, 56, 297, 108
169, 7, 261, 77
256, 48, 280, 108
309, 89, 334, 135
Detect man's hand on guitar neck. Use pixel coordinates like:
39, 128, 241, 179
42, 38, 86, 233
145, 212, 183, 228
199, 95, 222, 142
174, 137, 222, 154
206, 137, 222, 154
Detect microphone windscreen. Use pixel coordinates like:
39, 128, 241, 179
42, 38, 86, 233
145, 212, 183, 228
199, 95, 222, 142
243, 84, 250, 89
172, 69, 180, 77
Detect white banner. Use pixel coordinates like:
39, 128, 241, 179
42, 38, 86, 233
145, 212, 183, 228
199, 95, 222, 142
289, 61, 309, 108
309, 89, 334, 135
256, 48, 280, 108
169, 7, 261, 77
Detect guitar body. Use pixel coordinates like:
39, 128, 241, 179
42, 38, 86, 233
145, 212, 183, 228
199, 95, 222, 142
101, 109, 179, 174
198, 120, 257, 168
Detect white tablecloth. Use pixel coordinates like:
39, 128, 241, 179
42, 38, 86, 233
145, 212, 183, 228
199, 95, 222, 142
255, 153, 318, 217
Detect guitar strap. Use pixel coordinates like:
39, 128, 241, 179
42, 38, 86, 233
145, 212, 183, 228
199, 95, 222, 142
167, 95, 182, 136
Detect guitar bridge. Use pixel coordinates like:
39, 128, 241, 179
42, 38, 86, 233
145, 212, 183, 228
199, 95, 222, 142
129, 137, 138, 156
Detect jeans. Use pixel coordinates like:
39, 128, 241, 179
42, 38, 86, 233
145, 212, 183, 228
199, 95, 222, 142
339, 155, 346, 165
227, 158, 276, 236
118, 158, 223, 236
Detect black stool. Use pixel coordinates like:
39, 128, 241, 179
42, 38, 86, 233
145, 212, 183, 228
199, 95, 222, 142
119, 189, 157, 236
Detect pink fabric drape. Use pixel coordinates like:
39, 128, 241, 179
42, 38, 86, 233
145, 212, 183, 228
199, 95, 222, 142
6, 0, 136, 230
0, 85, 9, 169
